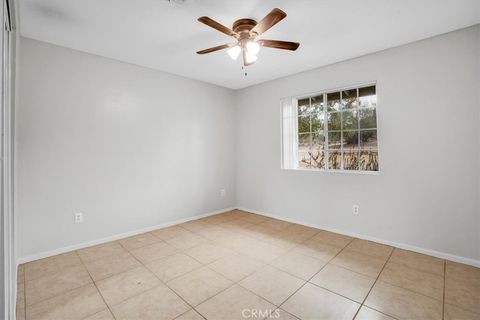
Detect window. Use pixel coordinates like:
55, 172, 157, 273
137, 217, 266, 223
281, 84, 379, 172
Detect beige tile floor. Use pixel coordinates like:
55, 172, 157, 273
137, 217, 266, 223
16, 210, 480, 320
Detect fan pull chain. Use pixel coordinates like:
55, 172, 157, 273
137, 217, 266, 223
242, 65, 248, 76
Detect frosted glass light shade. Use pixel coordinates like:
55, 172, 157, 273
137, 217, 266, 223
227, 45, 241, 60
245, 51, 258, 64
246, 41, 260, 55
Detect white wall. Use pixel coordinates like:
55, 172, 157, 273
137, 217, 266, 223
17, 38, 236, 258
17, 26, 480, 263
235, 26, 480, 261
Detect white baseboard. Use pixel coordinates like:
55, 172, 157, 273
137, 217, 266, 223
17, 207, 236, 264
237, 207, 480, 268
17, 205, 480, 268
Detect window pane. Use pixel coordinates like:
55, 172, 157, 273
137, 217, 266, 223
299, 133, 310, 147
298, 150, 311, 168
311, 132, 325, 169
312, 132, 325, 148
328, 131, 341, 149
311, 104, 323, 114
298, 133, 311, 168
358, 86, 375, 97
328, 150, 341, 170
359, 108, 377, 129
360, 130, 378, 149
342, 89, 358, 109
311, 150, 325, 169
359, 150, 379, 171
298, 106, 311, 117
327, 92, 341, 111
297, 98, 310, 117
311, 95, 323, 105
342, 110, 358, 130
343, 151, 359, 170
298, 116, 310, 133
298, 98, 310, 106
311, 95, 324, 114
359, 96, 377, 108
327, 112, 341, 130
343, 131, 359, 150
311, 112, 325, 132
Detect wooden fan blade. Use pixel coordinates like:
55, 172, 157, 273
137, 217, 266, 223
196, 43, 234, 55
251, 8, 287, 35
259, 39, 300, 51
198, 16, 238, 37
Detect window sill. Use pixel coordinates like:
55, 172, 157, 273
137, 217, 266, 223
281, 168, 380, 175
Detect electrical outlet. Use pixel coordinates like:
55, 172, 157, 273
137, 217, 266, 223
220, 188, 226, 197
352, 205, 359, 215
74, 212, 83, 224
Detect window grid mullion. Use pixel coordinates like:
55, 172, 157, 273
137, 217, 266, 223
309, 97, 312, 168
356, 88, 360, 171
324, 93, 328, 171
340, 91, 344, 170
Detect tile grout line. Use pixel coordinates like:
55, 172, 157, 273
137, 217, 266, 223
75, 250, 118, 320
162, 266, 236, 319
253, 221, 448, 319
172, 309, 205, 320
361, 251, 449, 306
120, 240, 209, 320
383, 258, 445, 278
352, 247, 395, 320
329, 257, 446, 304
26, 283, 101, 318
22, 255, 119, 312
184, 236, 267, 317
382, 259, 445, 278
197, 260, 282, 315
145, 256, 205, 283
259, 237, 350, 283
198, 227, 280, 318
190, 216, 374, 315
160, 252, 244, 319
80, 242, 146, 282
85, 250, 146, 283
102, 215, 245, 318
170, 215, 303, 317
304, 260, 440, 320
23, 281, 92, 312
274, 237, 357, 313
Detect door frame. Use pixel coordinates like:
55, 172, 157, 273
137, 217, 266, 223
2, 0, 15, 318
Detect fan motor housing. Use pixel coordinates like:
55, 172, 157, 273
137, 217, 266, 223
233, 19, 257, 37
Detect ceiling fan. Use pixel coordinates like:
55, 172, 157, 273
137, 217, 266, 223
196, 8, 300, 66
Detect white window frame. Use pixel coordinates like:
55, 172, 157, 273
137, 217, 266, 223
281, 82, 380, 174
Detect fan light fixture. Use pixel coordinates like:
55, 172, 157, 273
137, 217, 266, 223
227, 45, 241, 60
227, 41, 260, 63
196, 8, 300, 67
245, 50, 258, 64
246, 41, 260, 55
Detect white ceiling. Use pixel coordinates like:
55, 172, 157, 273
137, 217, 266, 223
18, 0, 480, 89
